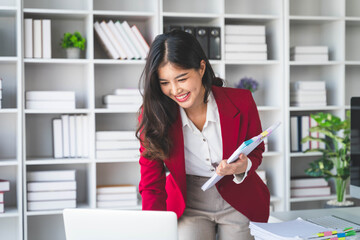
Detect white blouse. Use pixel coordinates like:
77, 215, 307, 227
179, 92, 251, 184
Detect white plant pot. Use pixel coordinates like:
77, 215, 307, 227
66, 48, 81, 59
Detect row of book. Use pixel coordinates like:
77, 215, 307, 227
97, 184, 138, 208
24, 19, 51, 59
290, 81, 327, 107
103, 88, 142, 111
225, 25, 267, 61
0, 78, 2, 109
165, 25, 221, 60
94, 20, 149, 60
27, 170, 77, 211
26, 91, 76, 110
53, 114, 89, 158
96, 131, 140, 160
0, 179, 10, 213
290, 178, 330, 198
290, 46, 329, 62
290, 114, 326, 152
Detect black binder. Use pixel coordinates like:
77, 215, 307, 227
209, 27, 221, 60
195, 27, 209, 57
183, 26, 196, 36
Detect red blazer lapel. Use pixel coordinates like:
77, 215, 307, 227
212, 86, 242, 159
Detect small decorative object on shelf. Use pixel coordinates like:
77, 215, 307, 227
61, 31, 86, 59
235, 77, 259, 93
301, 111, 353, 207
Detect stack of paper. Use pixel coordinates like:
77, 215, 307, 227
26, 91, 76, 110
291, 178, 330, 198
96, 184, 137, 208
290, 46, 328, 62
0, 179, 10, 213
103, 88, 142, 111
290, 81, 327, 107
96, 131, 140, 160
250, 217, 331, 240
225, 25, 267, 61
27, 170, 77, 211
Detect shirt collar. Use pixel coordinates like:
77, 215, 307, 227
180, 91, 218, 128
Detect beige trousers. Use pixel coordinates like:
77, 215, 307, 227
178, 175, 254, 240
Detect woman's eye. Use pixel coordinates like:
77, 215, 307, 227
178, 78, 187, 82
160, 82, 168, 85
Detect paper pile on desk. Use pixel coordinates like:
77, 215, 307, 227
249, 217, 331, 240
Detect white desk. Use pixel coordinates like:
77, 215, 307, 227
270, 207, 360, 239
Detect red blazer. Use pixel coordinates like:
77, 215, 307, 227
139, 86, 270, 222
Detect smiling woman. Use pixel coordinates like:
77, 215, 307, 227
136, 30, 269, 240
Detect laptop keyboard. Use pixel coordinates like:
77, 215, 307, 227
307, 215, 360, 231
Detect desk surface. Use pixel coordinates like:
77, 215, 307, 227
270, 207, 360, 239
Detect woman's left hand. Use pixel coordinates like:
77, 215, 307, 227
215, 153, 248, 176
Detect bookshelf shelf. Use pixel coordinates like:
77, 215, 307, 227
289, 106, 342, 111
23, 9, 90, 16
290, 194, 352, 203
0, 160, 18, 166
225, 60, 280, 65
224, 14, 279, 20
0, 207, 19, 218
24, 109, 91, 114
25, 159, 92, 165
95, 158, 138, 163
93, 10, 155, 18
23, 59, 91, 64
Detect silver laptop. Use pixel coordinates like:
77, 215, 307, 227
63, 208, 178, 240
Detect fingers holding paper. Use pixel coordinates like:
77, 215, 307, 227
216, 153, 248, 176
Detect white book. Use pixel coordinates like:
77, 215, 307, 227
26, 91, 76, 101
103, 95, 142, 104
301, 116, 310, 152
105, 104, 141, 111
291, 54, 328, 62
97, 193, 137, 201
225, 35, 266, 44
96, 149, 139, 159
225, 52, 267, 61
107, 21, 135, 60
27, 181, 76, 192
26, 100, 75, 110
96, 131, 136, 141
97, 199, 137, 208
114, 88, 142, 96
291, 101, 327, 107
107, 20, 129, 59
0, 192, 3, 202
225, 43, 267, 52
310, 117, 319, 149
42, 19, 52, 59
290, 116, 299, 152
75, 115, 83, 158
225, 25, 265, 35
290, 46, 328, 54
27, 190, 76, 201
291, 186, 331, 197
0, 203, 3, 213
290, 81, 326, 91
24, 18, 33, 58
61, 115, 70, 157
82, 115, 89, 157
291, 178, 328, 188
0, 179, 9, 192
53, 119, 63, 158
121, 21, 147, 59
290, 90, 326, 96
96, 140, 140, 150
131, 25, 150, 56
27, 170, 76, 182
33, 19, 42, 58
69, 115, 76, 157
27, 199, 76, 211
94, 21, 120, 59
100, 21, 127, 60
97, 184, 136, 194
290, 92, 327, 103
115, 21, 141, 59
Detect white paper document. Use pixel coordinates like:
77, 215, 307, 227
201, 121, 281, 191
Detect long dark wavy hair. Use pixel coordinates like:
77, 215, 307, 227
136, 30, 223, 161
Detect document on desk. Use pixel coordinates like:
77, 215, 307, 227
201, 121, 281, 191
249, 217, 332, 240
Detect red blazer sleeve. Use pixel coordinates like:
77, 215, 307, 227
245, 92, 265, 175
138, 114, 167, 211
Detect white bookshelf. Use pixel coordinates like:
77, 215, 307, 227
0, 0, 358, 239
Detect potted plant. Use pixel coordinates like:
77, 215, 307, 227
61, 31, 86, 59
235, 77, 259, 93
301, 111, 352, 207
